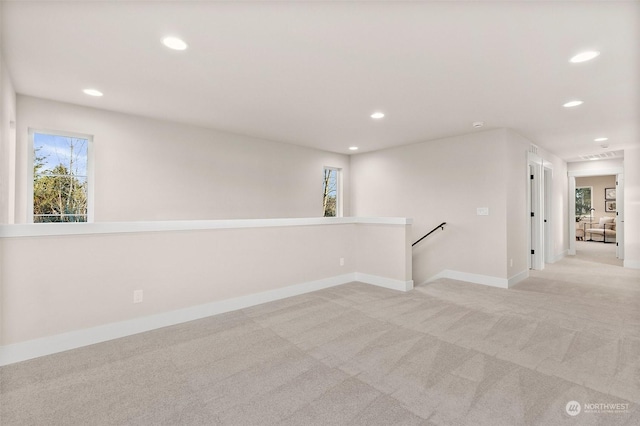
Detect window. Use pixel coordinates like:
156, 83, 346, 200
30, 130, 92, 222
322, 167, 341, 217
575, 186, 592, 217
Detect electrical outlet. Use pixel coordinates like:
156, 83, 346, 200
133, 289, 143, 303
339, 257, 345, 266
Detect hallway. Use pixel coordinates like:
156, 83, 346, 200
575, 239, 623, 267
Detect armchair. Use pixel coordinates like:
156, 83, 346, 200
585, 217, 616, 243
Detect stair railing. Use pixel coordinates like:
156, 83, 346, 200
412, 222, 447, 247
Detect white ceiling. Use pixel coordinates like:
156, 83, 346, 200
2, 1, 638, 161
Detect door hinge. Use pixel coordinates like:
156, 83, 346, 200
530, 174, 534, 180
531, 212, 534, 217
531, 249, 535, 255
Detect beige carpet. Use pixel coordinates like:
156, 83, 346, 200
1, 252, 639, 425
575, 239, 622, 267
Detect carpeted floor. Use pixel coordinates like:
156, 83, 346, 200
1, 248, 639, 425
575, 239, 622, 267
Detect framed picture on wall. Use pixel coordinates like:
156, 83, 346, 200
605, 187, 616, 200
605, 200, 616, 212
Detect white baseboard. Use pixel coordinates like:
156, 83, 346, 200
355, 272, 413, 292
0, 272, 410, 366
624, 260, 640, 269
551, 250, 568, 263
507, 270, 529, 287
423, 269, 511, 289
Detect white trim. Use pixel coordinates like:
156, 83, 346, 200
0, 217, 412, 238
568, 167, 624, 177
423, 270, 510, 289
355, 217, 413, 225
27, 129, 34, 222
568, 167, 624, 252
623, 260, 640, 269
551, 250, 568, 263
544, 165, 553, 265
569, 176, 576, 255
322, 166, 343, 218
616, 173, 624, 260
0, 272, 413, 365
86, 133, 95, 222
0, 273, 350, 365
508, 270, 529, 287
529, 158, 544, 270
28, 128, 94, 224
355, 272, 413, 292
528, 151, 543, 165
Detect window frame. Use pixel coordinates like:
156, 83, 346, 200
28, 128, 95, 223
575, 185, 593, 218
322, 166, 342, 218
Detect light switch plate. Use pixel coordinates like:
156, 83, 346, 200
477, 207, 489, 216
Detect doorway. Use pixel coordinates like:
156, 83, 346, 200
528, 152, 550, 270
568, 167, 624, 261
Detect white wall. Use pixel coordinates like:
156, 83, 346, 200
623, 148, 640, 268
567, 158, 624, 175
0, 49, 17, 354
0, 51, 17, 224
15, 95, 350, 222
351, 129, 515, 285
350, 128, 568, 285
505, 130, 531, 276
0, 218, 412, 364
537, 145, 569, 262
356, 223, 412, 283
0, 223, 350, 345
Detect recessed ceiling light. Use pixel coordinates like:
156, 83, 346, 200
370, 112, 385, 119
594, 137, 608, 142
349, 146, 359, 151
162, 36, 188, 51
472, 121, 484, 128
570, 51, 600, 63
563, 100, 583, 108
83, 89, 103, 97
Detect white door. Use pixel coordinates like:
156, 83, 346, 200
528, 160, 544, 270
544, 167, 553, 263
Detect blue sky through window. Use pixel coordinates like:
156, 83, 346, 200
34, 133, 88, 176
326, 170, 337, 197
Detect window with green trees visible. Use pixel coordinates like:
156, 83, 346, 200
31, 130, 92, 223
322, 167, 340, 217
575, 186, 592, 217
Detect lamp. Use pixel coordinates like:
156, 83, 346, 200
589, 208, 595, 224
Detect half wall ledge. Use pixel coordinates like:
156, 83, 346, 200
0, 216, 412, 238
0, 217, 412, 365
